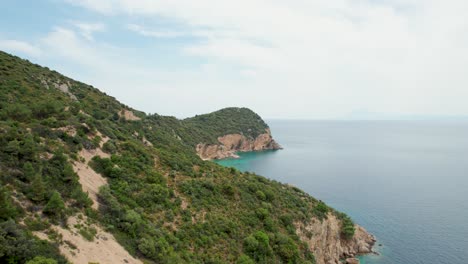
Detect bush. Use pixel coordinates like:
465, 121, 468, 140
312, 201, 329, 220
243, 231, 272, 261
26, 256, 57, 264
273, 233, 299, 263
236, 254, 255, 264
339, 214, 355, 240
24, 216, 51, 231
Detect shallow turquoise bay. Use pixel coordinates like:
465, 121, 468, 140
215, 120, 468, 264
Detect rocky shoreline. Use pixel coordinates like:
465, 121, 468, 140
296, 213, 377, 264
196, 128, 282, 160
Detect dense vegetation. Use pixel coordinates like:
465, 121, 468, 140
184, 107, 269, 144
0, 50, 354, 263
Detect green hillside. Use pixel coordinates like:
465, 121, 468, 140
0, 51, 354, 264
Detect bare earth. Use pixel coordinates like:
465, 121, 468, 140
35, 215, 142, 264
73, 140, 110, 210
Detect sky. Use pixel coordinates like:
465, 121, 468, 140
1, 0, 468, 119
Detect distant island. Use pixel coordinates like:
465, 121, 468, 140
0, 50, 375, 264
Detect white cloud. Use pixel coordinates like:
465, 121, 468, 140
126, 24, 186, 38
51, 0, 468, 118
65, 0, 114, 14
0, 40, 41, 57
72, 22, 106, 40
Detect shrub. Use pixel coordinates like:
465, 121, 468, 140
26, 256, 57, 264
312, 201, 329, 220
339, 214, 355, 240
243, 231, 272, 261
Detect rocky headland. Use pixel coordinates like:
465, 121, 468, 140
196, 128, 282, 160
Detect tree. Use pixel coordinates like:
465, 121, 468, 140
23, 162, 35, 182
62, 163, 76, 183
20, 134, 37, 161
0, 186, 18, 221
43, 191, 65, 220
29, 174, 46, 202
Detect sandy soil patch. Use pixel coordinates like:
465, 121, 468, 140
73, 146, 110, 209
34, 215, 142, 264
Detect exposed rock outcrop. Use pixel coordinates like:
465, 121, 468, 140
41, 78, 78, 100
295, 213, 376, 264
119, 109, 141, 121
196, 128, 282, 160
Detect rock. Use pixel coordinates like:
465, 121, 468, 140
295, 213, 375, 264
196, 129, 282, 160
357, 241, 371, 253
346, 257, 359, 264
119, 109, 141, 121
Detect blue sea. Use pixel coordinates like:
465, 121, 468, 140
215, 120, 468, 264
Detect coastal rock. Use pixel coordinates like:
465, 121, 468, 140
295, 213, 375, 264
346, 258, 359, 264
196, 128, 281, 160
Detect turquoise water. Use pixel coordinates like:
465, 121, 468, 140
216, 120, 468, 264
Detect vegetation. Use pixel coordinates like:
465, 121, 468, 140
336, 212, 355, 240
184, 107, 269, 144
0, 50, 355, 263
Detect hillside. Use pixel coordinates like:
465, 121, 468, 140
0, 51, 374, 264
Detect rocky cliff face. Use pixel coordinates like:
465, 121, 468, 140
196, 128, 282, 160
295, 213, 376, 264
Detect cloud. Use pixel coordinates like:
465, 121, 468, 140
45, 0, 468, 118
126, 24, 185, 38
64, 0, 114, 14
72, 22, 106, 40
0, 40, 41, 57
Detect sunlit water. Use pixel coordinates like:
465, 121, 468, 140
215, 120, 468, 264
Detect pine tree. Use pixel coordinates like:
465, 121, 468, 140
62, 163, 76, 183
22, 162, 35, 182
43, 191, 65, 219
20, 134, 37, 161
29, 174, 46, 202
0, 186, 18, 220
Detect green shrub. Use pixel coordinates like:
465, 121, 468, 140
26, 256, 57, 264
338, 213, 355, 240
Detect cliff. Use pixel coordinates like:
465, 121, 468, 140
296, 213, 376, 264
196, 128, 282, 160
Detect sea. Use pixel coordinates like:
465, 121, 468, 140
215, 120, 468, 264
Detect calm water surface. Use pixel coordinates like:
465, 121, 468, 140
216, 120, 468, 264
